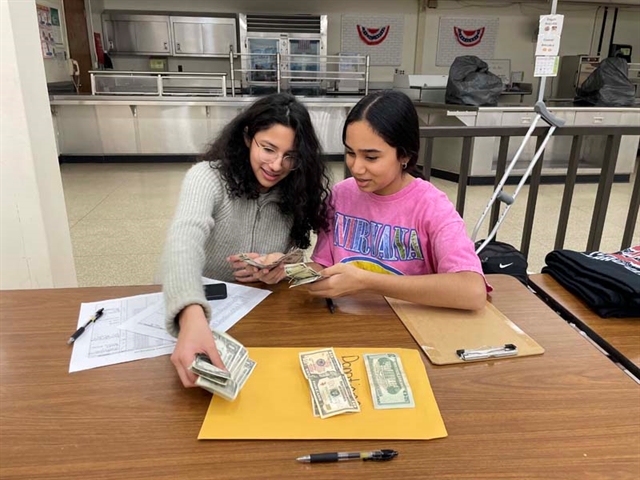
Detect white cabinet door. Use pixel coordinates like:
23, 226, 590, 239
574, 111, 622, 125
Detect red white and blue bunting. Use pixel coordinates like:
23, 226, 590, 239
341, 15, 404, 66
437, 17, 499, 66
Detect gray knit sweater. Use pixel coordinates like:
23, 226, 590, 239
162, 162, 293, 337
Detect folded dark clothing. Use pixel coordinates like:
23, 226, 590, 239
545, 248, 639, 296
542, 246, 640, 318
544, 256, 625, 306
544, 268, 637, 317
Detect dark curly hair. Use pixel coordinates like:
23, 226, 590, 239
203, 93, 331, 249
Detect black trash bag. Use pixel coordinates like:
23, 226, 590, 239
575, 57, 635, 107
445, 56, 504, 106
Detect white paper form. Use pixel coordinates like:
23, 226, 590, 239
118, 281, 271, 343
69, 293, 174, 373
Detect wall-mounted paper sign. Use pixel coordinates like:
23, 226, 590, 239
535, 15, 564, 57
534, 56, 559, 77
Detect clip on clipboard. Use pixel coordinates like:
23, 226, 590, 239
385, 298, 544, 365
457, 343, 518, 362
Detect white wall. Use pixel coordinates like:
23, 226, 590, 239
94, 0, 640, 85
38, 0, 72, 83
610, 7, 640, 61
96, 0, 420, 81
419, 2, 640, 97
422, 2, 593, 81
1, 0, 77, 289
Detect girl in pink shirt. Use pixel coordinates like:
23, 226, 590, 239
308, 90, 488, 310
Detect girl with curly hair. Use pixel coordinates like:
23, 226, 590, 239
162, 93, 331, 387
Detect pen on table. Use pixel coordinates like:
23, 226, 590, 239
67, 308, 105, 345
325, 298, 335, 314
296, 449, 398, 463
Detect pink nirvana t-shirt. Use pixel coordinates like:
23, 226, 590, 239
312, 177, 488, 285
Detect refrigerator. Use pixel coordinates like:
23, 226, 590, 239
239, 14, 327, 95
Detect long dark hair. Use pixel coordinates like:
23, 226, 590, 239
342, 90, 422, 177
203, 93, 331, 249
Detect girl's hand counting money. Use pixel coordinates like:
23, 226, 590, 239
228, 253, 262, 282
171, 305, 227, 388
307, 263, 366, 297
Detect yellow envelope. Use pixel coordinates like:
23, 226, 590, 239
198, 347, 448, 440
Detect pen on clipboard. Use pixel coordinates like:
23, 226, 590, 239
67, 308, 105, 345
325, 298, 335, 314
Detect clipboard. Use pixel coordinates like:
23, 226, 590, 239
386, 299, 544, 365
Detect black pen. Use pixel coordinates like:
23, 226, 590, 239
67, 308, 105, 345
296, 449, 398, 463
325, 298, 335, 314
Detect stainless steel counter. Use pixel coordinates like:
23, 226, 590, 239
50, 95, 364, 107
50, 95, 361, 156
413, 100, 640, 113
414, 102, 640, 179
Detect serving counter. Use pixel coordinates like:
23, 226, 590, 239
50, 95, 360, 156
414, 102, 640, 182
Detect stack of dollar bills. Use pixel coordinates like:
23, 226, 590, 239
284, 263, 323, 287
299, 348, 360, 419
189, 331, 256, 401
238, 248, 304, 271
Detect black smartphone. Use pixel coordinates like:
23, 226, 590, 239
204, 283, 227, 300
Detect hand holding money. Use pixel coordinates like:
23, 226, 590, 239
284, 263, 323, 287
172, 305, 225, 388
190, 331, 256, 401
238, 248, 304, 271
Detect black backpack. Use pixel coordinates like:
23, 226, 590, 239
475, 240, 528, 284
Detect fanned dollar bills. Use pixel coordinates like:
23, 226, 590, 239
190, 331, 256, 401
299, 348, 360, 419
363, 353, 415, 410
238, 248, 304, 271
284, 263, 323, 287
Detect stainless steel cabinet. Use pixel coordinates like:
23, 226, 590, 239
171, 17, 237, 57
103, 14, 171, 55
103, 12, 237, 57
111, 21, 135, 52
135, 20, 171, 54
173, 22, 203, 55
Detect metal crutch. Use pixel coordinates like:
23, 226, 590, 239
472, 101, 566, 254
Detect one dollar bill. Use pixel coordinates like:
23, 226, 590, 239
195, 358, 256, 401
284, 263, 323, 287
191, 330, 255, 402
363, 353, 415, 410
238, 248, 304, 271
299, 348, 360, 419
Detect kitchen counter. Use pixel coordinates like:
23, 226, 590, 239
413, 101, 640, 182
49, 95, 362, 156
50, 94, 364, 107
413, 100, 640, 112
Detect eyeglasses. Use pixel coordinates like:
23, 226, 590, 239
253, 138, 299, 171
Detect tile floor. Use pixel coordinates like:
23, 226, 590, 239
61, 161, 639, 287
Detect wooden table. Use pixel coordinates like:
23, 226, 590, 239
1, 275, 639, 480
529, 273, 640, 379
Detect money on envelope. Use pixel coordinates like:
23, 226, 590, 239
299, 348, 360, 419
